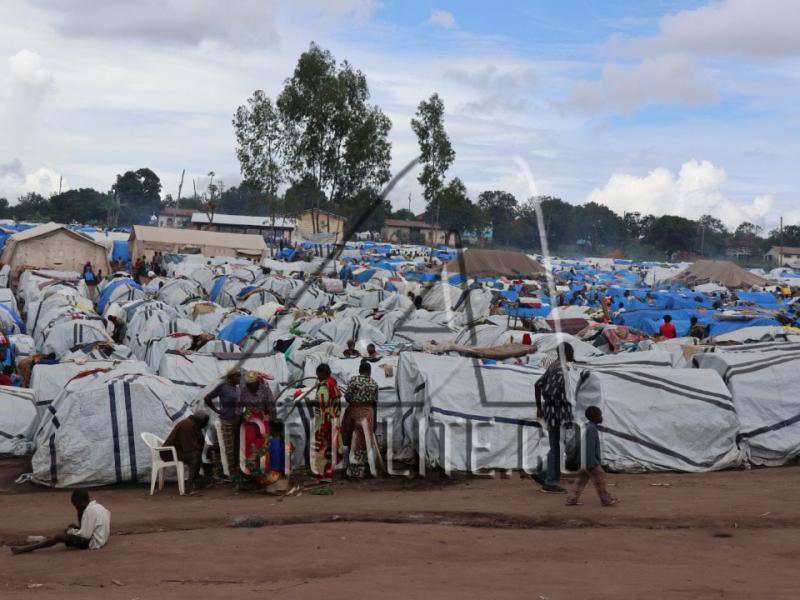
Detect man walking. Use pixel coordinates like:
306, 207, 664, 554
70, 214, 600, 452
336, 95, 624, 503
533, 342, 575, 494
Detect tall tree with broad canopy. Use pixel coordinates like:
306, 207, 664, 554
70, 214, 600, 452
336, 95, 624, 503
478, 190, 517, 246
233, 90, 285, 235
275, 42, 392, 232
411, 93, 455, 229
111, 168, 162, 225
426, 177, 482, 246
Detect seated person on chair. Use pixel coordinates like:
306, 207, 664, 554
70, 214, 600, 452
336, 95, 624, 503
11, 490, 110, 555
162, 411, 210, 493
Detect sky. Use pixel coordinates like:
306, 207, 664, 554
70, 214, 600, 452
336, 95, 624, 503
0, 0, 797, 231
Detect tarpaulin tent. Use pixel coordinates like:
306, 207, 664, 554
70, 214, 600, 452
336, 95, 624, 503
31, 371, 185, 487
442, 249, 545, 279
666, 260, 770, 289
0, 386, 36, 456
0, 223, 111, 280
695, 346, 800, 466
395, 352, 548, 471
574, 368, 743, 472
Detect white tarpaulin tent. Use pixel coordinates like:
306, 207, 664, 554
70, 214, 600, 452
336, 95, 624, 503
695, 346, 800, 466
574, 368, 743, 472
31, 371, 182, 487
396, 352, 547, 472
0, 386, 36, 456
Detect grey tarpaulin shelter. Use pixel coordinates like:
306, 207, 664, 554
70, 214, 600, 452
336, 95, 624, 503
575, 368, 743, 472
695, 344, 800, 466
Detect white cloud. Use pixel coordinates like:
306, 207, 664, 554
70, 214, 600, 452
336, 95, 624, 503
567, 54, 716, 113
620, 0, 800, 58
0, 159, 62, 201
586, 159, 774, 228
427, 10, 456, 29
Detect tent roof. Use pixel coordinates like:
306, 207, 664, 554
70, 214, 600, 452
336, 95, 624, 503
7, 222, 107, 248
191, 213, 296, 229
130, 225, 267, 252
666, 259, 770, 289
442, 249, 545, 278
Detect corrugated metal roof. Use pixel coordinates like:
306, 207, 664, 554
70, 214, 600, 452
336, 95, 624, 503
191, 212, 296, 228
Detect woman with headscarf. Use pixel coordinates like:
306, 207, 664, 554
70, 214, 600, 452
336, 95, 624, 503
312, 363, 342, 482
342, 360, 379, 478
238, 371, 280, 487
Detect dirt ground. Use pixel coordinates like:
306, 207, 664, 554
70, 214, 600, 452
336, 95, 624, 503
1, 459, 799, 599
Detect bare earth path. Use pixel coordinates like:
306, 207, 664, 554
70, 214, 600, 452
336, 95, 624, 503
1, 460, 798, 599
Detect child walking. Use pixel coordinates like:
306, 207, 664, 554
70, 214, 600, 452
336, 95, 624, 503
566, 406, 619, 507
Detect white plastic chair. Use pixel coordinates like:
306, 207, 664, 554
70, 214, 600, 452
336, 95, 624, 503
140, 432, 186, 495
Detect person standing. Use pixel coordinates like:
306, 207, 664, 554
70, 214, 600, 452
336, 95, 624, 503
205, 370, 242, 480
162, 411, 209, 494
343, 361, 379, 478
238, 371, 278, 485
533, 342, 575, 494
566, 406, 618, 507
11, 490, 110, 554
312, 363, 343, 482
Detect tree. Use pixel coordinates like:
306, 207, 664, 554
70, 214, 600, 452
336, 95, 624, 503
426, 177, 481, 246
411, 93, 455, 228
697, 214, 729, 257
233, 90, 284, 234
644, 215, 697, 255
49, 188, 112, 224
735, 221, 763, 239
391, 208, 417, 221
284, 174, 326, 216
478, 190, 517, 246
201, 171, 222, 226
571, 202, 625, 253
0, 198, 10, 219
11, 192, 50, 222
276, 42, 392, 232
112, 168, 162, 225
217, 182, 265, 216
339, 188, 390, 233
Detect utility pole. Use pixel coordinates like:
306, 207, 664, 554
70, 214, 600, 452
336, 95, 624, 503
58, 176, 62, 195
700, 222, 706, 256
780, 216, 784, 264
408, 193, 412, 214
177, 169, 185, 203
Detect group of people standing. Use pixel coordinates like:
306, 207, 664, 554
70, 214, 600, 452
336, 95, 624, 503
162, 357, 380, 493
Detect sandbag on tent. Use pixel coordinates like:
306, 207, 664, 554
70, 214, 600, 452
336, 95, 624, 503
694, 349, 800, 466
396, 352, 548, 472
0, 386, 36, 456
31, 371, 184, 487
574, 369, 743, 473
183, 301, 229, 333
317, 315, 387, 346
40, 318, 112, 358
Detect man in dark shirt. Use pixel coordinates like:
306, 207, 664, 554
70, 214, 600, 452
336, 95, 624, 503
162, 411, 209, 493
205, 371, 241, 479
566, 406, 618, 506
689, 316, 705, 340
533, 342, 575, 494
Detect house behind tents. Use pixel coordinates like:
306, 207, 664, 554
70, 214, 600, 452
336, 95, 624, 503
0, 223, 111, 280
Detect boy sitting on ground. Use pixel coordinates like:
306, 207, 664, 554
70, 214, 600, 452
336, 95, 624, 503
11, 490, 110, 554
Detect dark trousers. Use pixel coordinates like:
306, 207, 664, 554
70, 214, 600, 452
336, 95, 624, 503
537, 426, 561, 486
